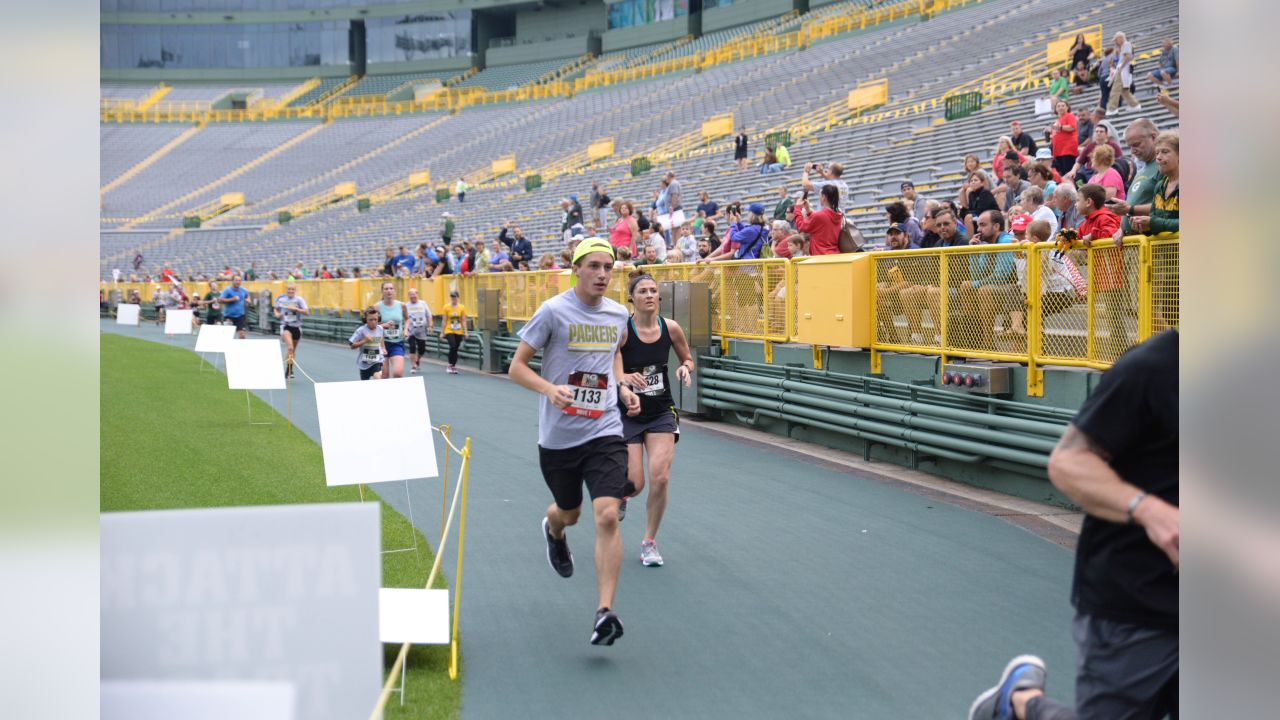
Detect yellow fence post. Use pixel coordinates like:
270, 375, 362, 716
449, 438, 471, 681
1085, 244, 1096, 363
1137, 237, 1154, 341
1025, 245, 1045, 397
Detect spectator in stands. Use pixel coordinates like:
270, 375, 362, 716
1076, 182, 1130, 352
1088, 144, 1128, 201
775, 143, 791, 171
959, 210, 1016, 348
498, 222, 534, 267
901, 181, 928, 221
634, 244, 661, 268
643, 221, 668, 262
768, 219, 794, 259
614, 245, 634, 269
441, 212, 455, 245
1070, 33, 1095, 71
1149, 39, 1180, 89
590, 181, 608, 230
675, 223, 698, 258
885, 201, 923, 246
999, 164, 1031, 212
696, 191, 719, 221
991, 137, 1024, 181
1046, 99, 1079, 176
244, 262, 258, 281
786, 234, 808, 258
1028, 162, 1058, 200
1051, 183, 1084, 230
793, 185, 843, 256
773, 186, 794, 222
1069, 60, 1092, 96
696, 236, 714, 260
1106, 32, 1142, 115
922, 204, 965, 248
760, 145, 784, 174
1032, 148, 1062, 183
1020, 186, 1059, 238
957, 154, 982, 208
608, 201, 640, 256
133, 253, 143, 271
568, 195, 584, 229
1064, 122, 1124, 184
801, 162, 847, 207
1108, 118, 1160, 236
489, 240, 513, 272
455, 178, 467, 203
1009, 121, 1038, 157
663, 170, 685, 230
962, 171, 1000, 237
393, 246, 414, 275
704, 202, 770, 262
1073, 106, 1100, 146
665, 248, 686, 264
703, 220, 721, 253
1077, 183, 1122, 244
382, 248, 395, 277
884, 223, 918, 250
734, 127, 750, 171
1128, 131, 1179, 235
1048, 68, 1068, 103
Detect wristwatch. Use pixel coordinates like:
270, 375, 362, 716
1125, 491, 1148, 523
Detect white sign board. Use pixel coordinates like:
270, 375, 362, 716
194, 323, 237, 353
164, 308, 194, 335
116, 303, 140, 325
101, 503, 381, 720
314, 377, 438, 486
102, 681, 295, 720
378, 588, 450, 644
225, 339, 286, 390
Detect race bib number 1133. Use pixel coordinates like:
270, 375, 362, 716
565, 371, 609, 419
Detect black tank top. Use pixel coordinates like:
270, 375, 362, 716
619, 315, 674, 420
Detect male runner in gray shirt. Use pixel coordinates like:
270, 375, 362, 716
510, 238, 640, 646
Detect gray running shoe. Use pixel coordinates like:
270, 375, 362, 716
617, 496, 628, 522
542, 517, 573, 578
590, 608, 624, 646
640, 539, 663, 567
968, 655, 1046, 720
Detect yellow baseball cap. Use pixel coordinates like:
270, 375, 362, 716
571, 237, 616, 265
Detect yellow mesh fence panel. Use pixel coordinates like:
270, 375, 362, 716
1086, 241, 1140, 364
1149, 236, 1179, 332
1033, 245, 1089, 363
873, 251, 945, 350
939, 244, 1028, 358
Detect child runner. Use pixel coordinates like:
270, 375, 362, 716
273, 282, 310, 378
349, 307, 387, 380
616, 272, 695, 566
509, 238, 641, 646
375, 281, 408, 378
405, 286, 434, 374
440, 290, 469, 374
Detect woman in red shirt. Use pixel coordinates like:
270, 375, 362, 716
1046, 99, 1079, 177
793, 184, 843, 255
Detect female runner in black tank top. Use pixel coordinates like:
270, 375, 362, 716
617, 272, 695, 566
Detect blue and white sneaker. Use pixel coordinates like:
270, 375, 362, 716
968, 655, 1046, 720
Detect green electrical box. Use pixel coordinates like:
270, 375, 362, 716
277, 211, 293, 224
765, 130, 791, 150
945, 92, 984, 121
436, 188, 452, 203
630, 156, 652, 177
524, 174, 543, 192
357, 197, 371, 211
182, 216, 201, 229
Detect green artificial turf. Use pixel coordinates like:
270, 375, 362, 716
101, 333, 460, 720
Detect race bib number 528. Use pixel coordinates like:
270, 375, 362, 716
565, 371, 609, 419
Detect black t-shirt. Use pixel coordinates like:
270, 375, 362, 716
1070, 330, 1178, 628
1011, 131, 1038, 157
964, 188, 1000, 220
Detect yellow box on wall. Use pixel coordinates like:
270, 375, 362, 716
219, 192, 245, 206
334, 182, 357, 198
793, 254, 873, 348
701, 113, 734, 141
409, 170, 431, 187
492, 155, 516, 176
588, 138, 614, 161
847, 79, 888, 111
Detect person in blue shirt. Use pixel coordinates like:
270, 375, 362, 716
219, 274, 251, 339
959, 210, 1017, 349
392, 246, 414, 275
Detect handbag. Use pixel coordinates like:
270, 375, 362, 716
837, 214, 865, 253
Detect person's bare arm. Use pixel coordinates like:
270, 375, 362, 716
1048, 424, 1179, 566
510, 341, 573, 409
667, 320, 695, 386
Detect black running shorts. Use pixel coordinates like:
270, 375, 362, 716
621, 408, 680, 445
283, 325, 301, 343
359, 363, 383, 380
229, 315, 247, 332
406, 335, 428, 355
538, 435, 632, 511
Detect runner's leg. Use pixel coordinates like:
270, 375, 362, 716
626, 442, 646, 496
591, 496, 623, 611
642, 432, 676, 542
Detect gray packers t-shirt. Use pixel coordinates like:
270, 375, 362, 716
275, 294, 308, 327
406, 300, 433, 339
518, 289, 630, 449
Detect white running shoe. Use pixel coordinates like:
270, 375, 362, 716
640, 539, 663, 567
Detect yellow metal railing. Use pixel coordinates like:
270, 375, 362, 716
103, 236, 1176, 382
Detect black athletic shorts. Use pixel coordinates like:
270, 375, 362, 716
406, 335, 428, 355
622, 408, 680, 445
359, 363, 383, 380
538, 435, 632, 511
283, 325, 301, 343
229, 315, 247, 332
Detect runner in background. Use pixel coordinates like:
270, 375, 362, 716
151, 285, 165, 325
617, 272, 695, 567
440, 291, 468, 374
405, 287, 435, 375
219, 275, 251, 339
375, 281, 408, 379
349, 307, 388, 380
273, 282, 310, 378
508, 238, 641, 646
199, 281, 222, 327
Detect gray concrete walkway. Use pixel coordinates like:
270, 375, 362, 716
103, 319, 1078, 718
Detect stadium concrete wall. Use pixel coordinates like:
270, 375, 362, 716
702, 0, 797, 33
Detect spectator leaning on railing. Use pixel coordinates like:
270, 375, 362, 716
1107, 118, 1160, 237
1052, 183, 1085, 231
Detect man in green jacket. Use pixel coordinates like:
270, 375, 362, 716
442, 212, 455, 246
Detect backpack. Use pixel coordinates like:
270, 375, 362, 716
636, 210, 650, 232
837, 214, 865, 253
733, 224, 768, 260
